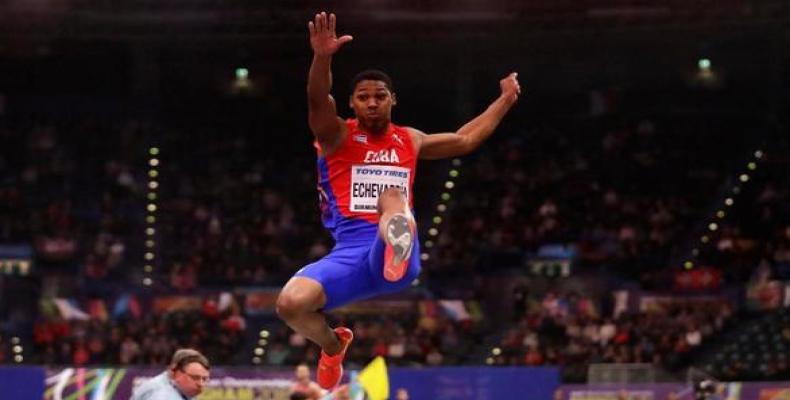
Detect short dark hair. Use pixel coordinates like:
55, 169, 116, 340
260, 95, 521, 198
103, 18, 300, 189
351, 69, 394, 92
170, 348, 210, 371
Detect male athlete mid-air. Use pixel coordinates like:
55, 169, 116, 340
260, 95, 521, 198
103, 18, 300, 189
276, 11, 521, 389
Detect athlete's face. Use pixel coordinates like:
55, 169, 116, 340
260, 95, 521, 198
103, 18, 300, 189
350, 80, 395, 132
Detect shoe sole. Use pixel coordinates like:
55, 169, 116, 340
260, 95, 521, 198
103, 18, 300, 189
383, 214, 414, 282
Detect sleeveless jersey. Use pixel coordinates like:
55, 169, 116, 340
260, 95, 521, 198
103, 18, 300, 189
315, 119, 418, 241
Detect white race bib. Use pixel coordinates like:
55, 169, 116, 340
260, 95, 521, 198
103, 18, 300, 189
349, 165, 410, 213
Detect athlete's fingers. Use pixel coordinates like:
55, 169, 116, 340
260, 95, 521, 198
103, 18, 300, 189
329, 13, 336, 34
314, 14, 322, 32
308, 21, 316, 36
320, 12, 327, 32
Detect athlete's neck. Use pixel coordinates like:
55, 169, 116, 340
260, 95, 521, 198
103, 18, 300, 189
357, 120, 389, 135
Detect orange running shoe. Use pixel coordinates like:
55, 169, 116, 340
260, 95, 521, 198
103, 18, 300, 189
383, 213, 415, 282
317, 327, 354, 390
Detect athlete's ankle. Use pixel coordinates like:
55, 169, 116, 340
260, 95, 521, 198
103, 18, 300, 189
323, 337, 342, 356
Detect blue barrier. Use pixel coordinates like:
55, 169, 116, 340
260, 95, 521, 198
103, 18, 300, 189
389, 366, 561, 400
0, 366, 45, 400
4, 365, 561, 399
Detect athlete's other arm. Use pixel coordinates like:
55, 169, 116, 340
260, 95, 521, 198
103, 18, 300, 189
307, 12, 353, 152
410, 73, 521, 160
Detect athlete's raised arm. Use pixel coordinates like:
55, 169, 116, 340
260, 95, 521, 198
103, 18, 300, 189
409, 73, 521, 160
307, 12, 353, 152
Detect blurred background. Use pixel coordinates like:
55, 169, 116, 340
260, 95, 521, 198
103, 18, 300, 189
0, 1, 789, 399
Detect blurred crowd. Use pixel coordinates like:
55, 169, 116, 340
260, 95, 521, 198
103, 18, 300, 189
496, 289, 733, 381
155, 114, 326, 289
0, 91, 787, 386
429, 113, 756, 287
30, 297, 246, 366
265, 302, 482, 369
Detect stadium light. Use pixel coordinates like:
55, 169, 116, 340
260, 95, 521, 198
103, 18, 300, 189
444, 181, 455, 189
428, 228, 438, 236
747, 162, 756, 171
684, 261, 694, 269
724, 198, 734, 206
235, 67, 249, 80
708, 223, 718, 232
698, 58, 711, 70
420, 253, 430, 261
739, 174, 749, 183
486, 357, 494, 365
437, 204, 447, 212
254, 348, 264, 356
146, 148, 160, 281
452, 158, 462, 167
716, 210, 725, 219
492, 347, 502, 356
754, 150, 764, 159
449, 169, 459, 178
424, 240, 434, 248
259, 330, 269, 338
252, 357, 261, 365
432, 216, 442, 225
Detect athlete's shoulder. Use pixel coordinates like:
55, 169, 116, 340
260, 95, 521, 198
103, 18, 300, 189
396, 126, 424, 154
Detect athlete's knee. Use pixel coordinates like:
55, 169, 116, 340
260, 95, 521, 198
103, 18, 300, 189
275, 293, 309, 322
276, 280, 324, 321
377, 187, 406, 214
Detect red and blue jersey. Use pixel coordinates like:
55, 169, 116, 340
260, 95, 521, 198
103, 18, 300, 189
315, 119, 417, 242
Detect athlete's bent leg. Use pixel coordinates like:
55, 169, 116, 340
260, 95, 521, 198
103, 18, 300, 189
377, 188, 416, 282
276, 276, 353, 389
276, 277, 340, 353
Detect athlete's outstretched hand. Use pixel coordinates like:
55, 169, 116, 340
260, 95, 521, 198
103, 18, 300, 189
500, 72, 521, 103
308, 12, 353, 57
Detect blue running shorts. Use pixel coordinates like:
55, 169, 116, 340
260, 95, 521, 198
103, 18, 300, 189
295, 232, 421, 311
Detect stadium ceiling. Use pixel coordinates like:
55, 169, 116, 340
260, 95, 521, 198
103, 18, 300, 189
0, 0, 788, 42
